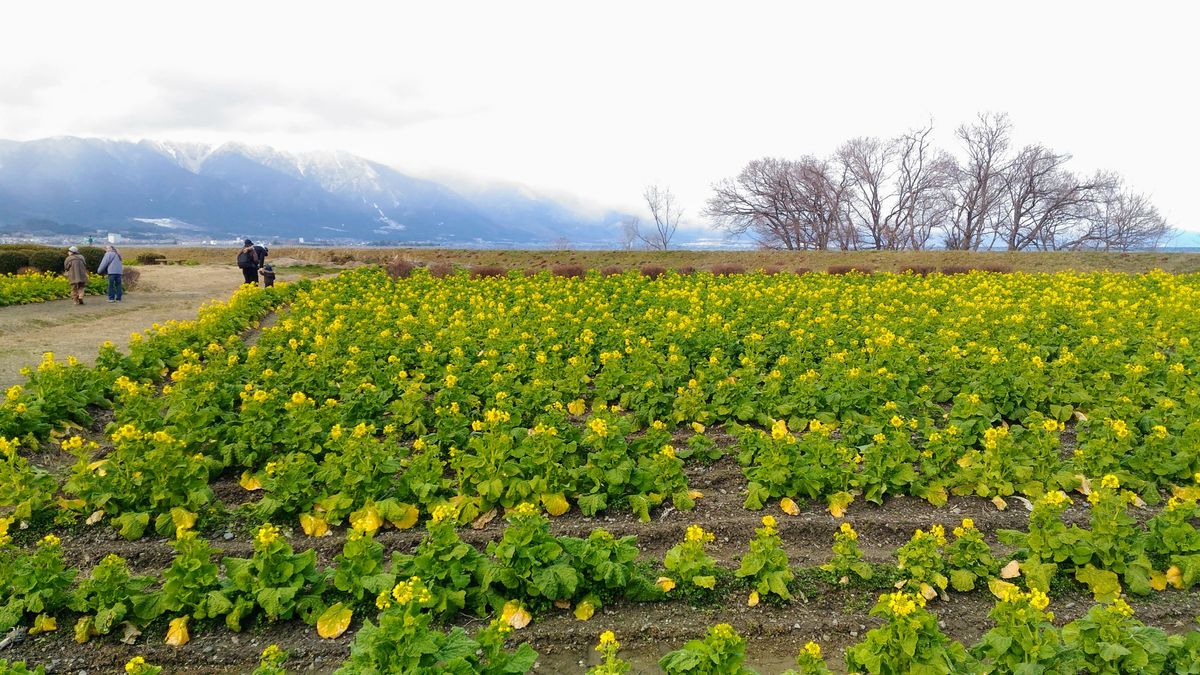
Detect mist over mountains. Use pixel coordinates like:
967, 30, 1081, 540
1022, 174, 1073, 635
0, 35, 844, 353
0, 137, 630, 245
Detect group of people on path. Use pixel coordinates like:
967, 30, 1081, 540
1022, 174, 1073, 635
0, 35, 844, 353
63, 245, 123, 305
61, 237, 276, 308
237, 239, 275, 287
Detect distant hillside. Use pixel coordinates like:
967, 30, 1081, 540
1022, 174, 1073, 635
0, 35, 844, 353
0, 137, 629, 244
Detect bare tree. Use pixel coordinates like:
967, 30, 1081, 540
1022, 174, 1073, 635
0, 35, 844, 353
619, 217, 641, 250
640, 184, 682, 250
707, 111, 1168, 253
892, 123, 955, 250
707, 157, 848, 250
945, 112, 1011, 250
706, 158, 808, 250
837, 137, 895, 249
1061, 180, 1172, 251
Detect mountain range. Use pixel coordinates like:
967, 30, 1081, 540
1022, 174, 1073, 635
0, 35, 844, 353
0, 137, 630, 245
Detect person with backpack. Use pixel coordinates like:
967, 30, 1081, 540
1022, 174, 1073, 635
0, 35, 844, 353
237, 239, 260, 284
96, 245, 124, 302
63, 246, 89, 305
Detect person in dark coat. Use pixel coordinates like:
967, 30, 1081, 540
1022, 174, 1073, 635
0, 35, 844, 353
237, 239, 259, 285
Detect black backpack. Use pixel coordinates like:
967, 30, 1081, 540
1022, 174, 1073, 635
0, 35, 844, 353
253, 245, 268, 268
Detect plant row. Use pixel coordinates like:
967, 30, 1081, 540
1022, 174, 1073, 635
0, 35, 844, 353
0, 272, 107, 307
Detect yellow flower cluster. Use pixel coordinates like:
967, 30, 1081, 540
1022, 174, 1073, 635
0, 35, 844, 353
803, 641, 822, 658
685, 524, 714, 544
255, 522, 281, 548
1100, 474, 1121, 489
952, 518, 975, 538
509, 502, 538, 518
884, 591, 924, 617
390, 576, 432, 606
1041, 490, 1072, 508
587, 417, 609, 438
597, 630, 619, 651
712, 623, 737, 640
839, 522, 858, 540
38, 533, 61, 548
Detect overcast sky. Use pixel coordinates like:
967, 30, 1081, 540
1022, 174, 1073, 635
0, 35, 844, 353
1, 1, 1196, 233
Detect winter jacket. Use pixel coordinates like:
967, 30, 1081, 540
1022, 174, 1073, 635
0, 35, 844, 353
64, 253, 88, 284
97, 251, 123, 275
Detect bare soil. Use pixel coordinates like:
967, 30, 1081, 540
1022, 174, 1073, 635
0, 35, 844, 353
0, 265, 308, 389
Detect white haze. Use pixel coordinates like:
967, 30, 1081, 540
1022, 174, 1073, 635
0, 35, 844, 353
0, 0, 1196, 233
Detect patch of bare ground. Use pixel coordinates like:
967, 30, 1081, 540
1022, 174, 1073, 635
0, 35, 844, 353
0, 265, 314, 389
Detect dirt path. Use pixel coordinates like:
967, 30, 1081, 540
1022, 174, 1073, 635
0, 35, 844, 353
0, 265, 275, 388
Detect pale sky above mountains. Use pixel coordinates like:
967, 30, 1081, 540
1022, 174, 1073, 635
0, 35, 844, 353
1, 0, 1196, 234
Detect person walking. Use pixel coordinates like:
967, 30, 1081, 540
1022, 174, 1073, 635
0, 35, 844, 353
96, 245, 124, 302
237, 239, 260, 285
63, 246, 88, 305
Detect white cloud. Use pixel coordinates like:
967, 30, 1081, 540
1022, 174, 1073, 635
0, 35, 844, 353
1, 0, 1196, 231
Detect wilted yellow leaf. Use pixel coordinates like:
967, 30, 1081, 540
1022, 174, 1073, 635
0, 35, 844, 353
542, 493, 570, 517
1076, 475, 1092, 495
992, 496, 1008, 511
1167, 565, 1184, 589
656, 576, 676, 593
166, 616, 190, 646
389, 503, 420, 530
1174, 485, 1200, 501
349, 504, 382, 534
988, 578, 1020, 600
747, 591, 760, 607
554, 599, 572, 609
574, 600, 595, 621
780, 497, 800, 516
567, 399, 586, 416
86, 510, 105, 525
1151, 570, 1168, 591
924, 486, 948, 507
300, 513, 330, 537
687, 490, 705, 500
171, 508, 197, 533
956, 455, 973, 469
317, 602, 353, 639
30, 614, 57, 635
473, 508, 498, 530
55, 497, 85, 511
919, 583, 938, 600
74, 617, 94, 644
501, 600, 531, 629
239, 471, 262, 491
1000, 560, 1022, 579
828, 492, 854, 518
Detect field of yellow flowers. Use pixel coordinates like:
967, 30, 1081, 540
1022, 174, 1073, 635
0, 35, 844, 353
5, 267, 1200, 673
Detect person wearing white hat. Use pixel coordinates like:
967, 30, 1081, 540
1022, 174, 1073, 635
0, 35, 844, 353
64, 246, 88, 305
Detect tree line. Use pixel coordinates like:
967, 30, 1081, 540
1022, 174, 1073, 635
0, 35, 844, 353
703, 113, 1171, 251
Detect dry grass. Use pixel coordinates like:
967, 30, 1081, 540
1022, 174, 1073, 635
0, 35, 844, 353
118, 246, 1200, 274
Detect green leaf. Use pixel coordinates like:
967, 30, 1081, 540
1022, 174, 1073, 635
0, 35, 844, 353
115, 512, 149, 540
